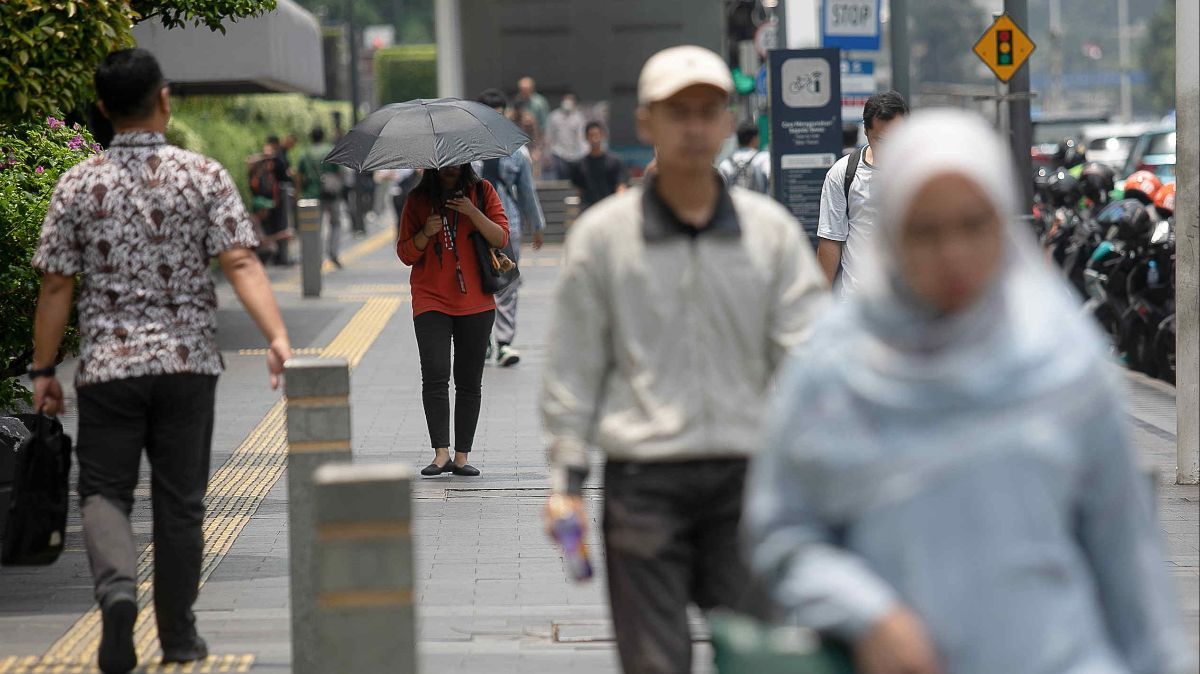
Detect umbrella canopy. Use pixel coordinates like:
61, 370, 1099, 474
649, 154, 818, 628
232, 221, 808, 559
324, 98, 530, 171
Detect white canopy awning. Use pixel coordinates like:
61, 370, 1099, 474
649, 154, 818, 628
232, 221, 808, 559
133, 0, 325, 96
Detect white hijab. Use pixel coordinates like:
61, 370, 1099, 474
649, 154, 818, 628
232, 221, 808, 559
831, 109, 1109, 410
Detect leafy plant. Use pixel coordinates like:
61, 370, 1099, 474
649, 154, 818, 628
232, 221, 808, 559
0, 117, 100, 410
0, 0, 276, 126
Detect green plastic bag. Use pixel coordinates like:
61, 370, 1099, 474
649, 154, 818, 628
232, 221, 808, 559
709, 611, 856, 674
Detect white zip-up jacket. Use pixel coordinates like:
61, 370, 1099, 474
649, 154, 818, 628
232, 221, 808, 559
541, 176, 829, 493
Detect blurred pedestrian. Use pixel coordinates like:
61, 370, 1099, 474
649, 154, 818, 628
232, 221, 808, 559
718, 121, 770, 193
543, 92, 589, 179
298, 127, 346, 268
569, 122, 627, 210
251, 135, 295, 266
514, 76, 550, 138
476, 89, 547, 367
541, 45, 828, 674
816, 90, 909, 292
744, 110, 1195, 674
396, 165, 509, 478
391, 168, 422, 237
30, 48, 291, 674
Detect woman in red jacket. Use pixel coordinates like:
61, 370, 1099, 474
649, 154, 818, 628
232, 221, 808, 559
397, 164, 509, 477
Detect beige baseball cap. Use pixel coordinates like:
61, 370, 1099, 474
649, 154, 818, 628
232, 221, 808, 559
638, 45, 734, 106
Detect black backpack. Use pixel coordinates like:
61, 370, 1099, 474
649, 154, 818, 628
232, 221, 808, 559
842, 146, 864, 217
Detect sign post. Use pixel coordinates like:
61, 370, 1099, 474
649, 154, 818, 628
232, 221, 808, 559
822, 0, 881, 51
769, 48, 843, 242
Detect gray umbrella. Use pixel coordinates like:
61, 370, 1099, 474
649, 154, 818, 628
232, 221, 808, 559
324, 98, 530, 171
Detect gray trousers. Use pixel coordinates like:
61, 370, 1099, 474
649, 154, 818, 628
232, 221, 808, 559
493, 230, 522, 346
76, 373, 217, 650
603, 458, 754, 674
321, 198, 343, 261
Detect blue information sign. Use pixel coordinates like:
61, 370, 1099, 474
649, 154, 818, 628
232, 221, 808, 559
822, 0, 882, 51
769, 48, 844, 241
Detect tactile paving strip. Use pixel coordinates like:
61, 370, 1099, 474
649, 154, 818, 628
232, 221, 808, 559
0, 654, 253, 674
30, 297, 402, 669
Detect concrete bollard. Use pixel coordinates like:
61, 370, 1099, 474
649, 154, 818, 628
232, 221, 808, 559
312, 462, 417, 674
284, 358, 352, 674
297, 198, 323, 298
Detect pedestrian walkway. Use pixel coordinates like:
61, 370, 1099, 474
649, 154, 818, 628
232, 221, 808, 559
0, 219, 1196, 673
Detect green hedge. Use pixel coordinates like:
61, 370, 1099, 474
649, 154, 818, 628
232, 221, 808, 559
171, 94, 351, 202
375, 44, 436, 106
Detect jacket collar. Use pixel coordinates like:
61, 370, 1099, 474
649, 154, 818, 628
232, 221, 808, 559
641, 172, 740, 241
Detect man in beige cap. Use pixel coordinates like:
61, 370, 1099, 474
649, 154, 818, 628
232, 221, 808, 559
541, 45, 827, 673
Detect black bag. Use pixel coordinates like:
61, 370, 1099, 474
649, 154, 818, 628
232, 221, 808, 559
469, 179, 520, 294
1, 414, 72, 566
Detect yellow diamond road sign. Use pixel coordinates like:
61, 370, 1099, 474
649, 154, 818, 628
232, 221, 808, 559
973, 14, 1036, 83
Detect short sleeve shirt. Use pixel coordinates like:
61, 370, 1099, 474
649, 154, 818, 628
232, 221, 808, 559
32, 131, 259, 387
817, 150, 877, 295
572, 153, 627, 208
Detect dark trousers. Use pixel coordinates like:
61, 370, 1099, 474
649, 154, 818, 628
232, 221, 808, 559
76, 373, 217, 650
604, 459, 753, 674
413, 310, 494, 452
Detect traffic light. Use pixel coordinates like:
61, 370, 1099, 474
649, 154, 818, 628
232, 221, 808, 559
996, 30, 1013, 66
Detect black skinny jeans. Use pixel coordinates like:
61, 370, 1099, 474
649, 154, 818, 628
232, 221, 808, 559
413, 310, 494, 452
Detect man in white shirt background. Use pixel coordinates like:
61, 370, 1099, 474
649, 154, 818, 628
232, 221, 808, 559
816, 91, 909, 293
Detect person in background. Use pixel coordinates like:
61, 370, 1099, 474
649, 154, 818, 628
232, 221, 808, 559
477, 89, 547, 368
514, 76, 550, 138
541, 45, 827, 674
816, 90, 909, 293
569, 122, 627, 210
297, 127, 345, 268
718, 121, 770, 193
396, 165, 509, 479
31, 48, 291, 674
543, 92, 589, 180
391, 168, 422, 237
744, 110, 1195, 674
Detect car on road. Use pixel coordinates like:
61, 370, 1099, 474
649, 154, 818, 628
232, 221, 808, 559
1123, 127, 1176, 181
1080, 121, 1160, 172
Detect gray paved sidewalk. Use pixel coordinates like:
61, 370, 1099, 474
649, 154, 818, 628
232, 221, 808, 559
1, 215, 1196, 673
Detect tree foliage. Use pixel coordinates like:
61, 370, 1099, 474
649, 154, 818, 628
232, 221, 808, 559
1140, 0, 1175, 115
0, 0, 276, 126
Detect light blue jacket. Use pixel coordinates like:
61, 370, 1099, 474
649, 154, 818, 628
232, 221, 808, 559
476, 149, 545, 239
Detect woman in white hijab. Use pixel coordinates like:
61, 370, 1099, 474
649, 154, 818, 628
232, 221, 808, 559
742, 110, 1193, 674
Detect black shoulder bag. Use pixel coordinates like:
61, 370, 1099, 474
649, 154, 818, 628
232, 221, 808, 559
468, 178, 521, 294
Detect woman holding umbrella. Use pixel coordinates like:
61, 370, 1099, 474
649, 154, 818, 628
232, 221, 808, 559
398, 164, 509, 476
326, 98, 528, 477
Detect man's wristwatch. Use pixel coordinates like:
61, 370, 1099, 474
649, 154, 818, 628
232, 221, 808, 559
27, 364, 56, 379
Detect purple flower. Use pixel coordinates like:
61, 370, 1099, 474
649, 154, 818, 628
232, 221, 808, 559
46, 116, 64, 130
92, 143, 103, 153
68, 135, 84, 151
72, 123, 81, 131
35, 166, 45, 174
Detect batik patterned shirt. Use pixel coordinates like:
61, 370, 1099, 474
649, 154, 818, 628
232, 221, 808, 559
32, 131, 258, 386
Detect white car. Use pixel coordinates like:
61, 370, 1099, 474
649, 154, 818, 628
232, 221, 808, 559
1080, 121, 1160, 172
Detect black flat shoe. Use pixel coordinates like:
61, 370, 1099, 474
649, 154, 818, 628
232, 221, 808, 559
421, 459, 451, 476
98, 594, 137, 674
451, 463, 480, 477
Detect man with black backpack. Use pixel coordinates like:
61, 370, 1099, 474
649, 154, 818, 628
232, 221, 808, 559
718, 122, 770, 193
816, 91, 909, 292
298, 127, 345, 268
475, 89, 547, 367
